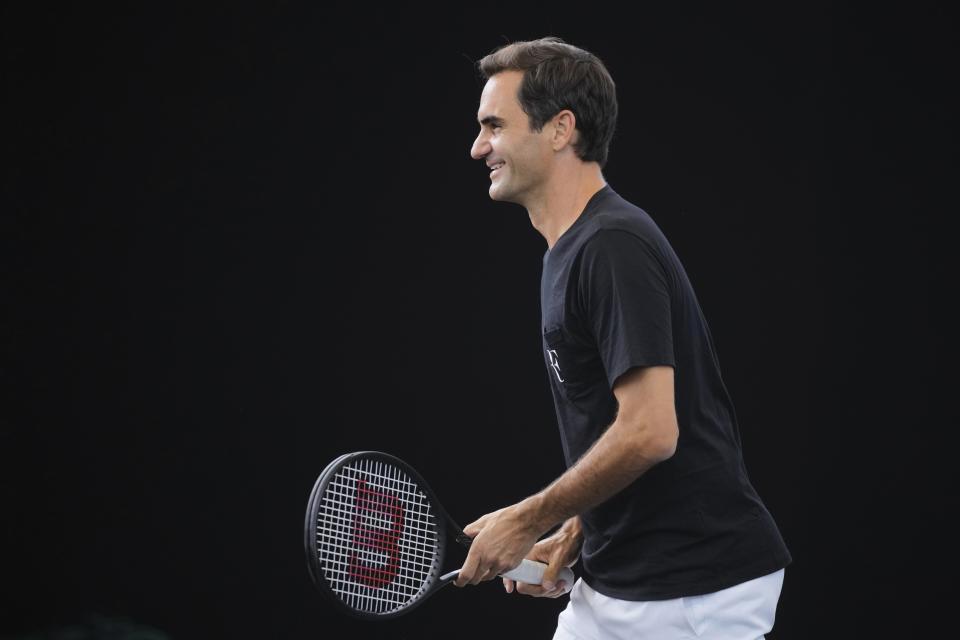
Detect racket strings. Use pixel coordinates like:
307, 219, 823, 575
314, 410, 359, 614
316, 458, 441, 614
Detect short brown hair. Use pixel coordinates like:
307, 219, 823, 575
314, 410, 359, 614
478, 36, 618, 169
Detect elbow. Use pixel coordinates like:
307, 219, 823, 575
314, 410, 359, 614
616, 410, 679, 465
644, 419, 679, 464
623, 420, 680, 466
651, 429, 678, 463
658, 425, 679, 461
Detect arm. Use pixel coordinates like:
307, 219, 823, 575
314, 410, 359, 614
525, 365, 677, 529
454, 365, 678, 587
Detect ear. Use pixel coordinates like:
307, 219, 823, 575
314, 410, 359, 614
550, 109, 577, 151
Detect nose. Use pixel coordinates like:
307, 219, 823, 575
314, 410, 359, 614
470, 130, 490, 161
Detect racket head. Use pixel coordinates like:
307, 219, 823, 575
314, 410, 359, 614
304, 451, 449, 620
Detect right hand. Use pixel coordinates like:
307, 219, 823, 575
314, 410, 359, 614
503, 516, 583, 598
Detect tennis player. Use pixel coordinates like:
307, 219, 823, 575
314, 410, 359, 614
454, 37, 792, 640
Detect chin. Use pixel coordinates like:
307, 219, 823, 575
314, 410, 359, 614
488, 182, 512, 202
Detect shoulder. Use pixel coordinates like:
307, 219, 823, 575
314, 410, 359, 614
581, 226, 654, 254
574, 224, 673, 298
579, 193, 664, 255
548, 190, 670, 274
577, 227, 662, 274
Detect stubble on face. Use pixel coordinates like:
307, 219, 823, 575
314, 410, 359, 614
477, 71, 551, 206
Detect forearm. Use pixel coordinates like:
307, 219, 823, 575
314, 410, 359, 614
522, 415, 675, 534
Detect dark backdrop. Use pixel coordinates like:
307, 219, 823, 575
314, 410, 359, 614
3, 3, 955, 638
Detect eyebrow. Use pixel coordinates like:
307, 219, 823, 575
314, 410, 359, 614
478, 115, 505, 126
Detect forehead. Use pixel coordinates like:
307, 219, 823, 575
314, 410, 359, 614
476, 70, 524, 122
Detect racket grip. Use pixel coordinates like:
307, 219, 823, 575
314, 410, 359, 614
501, 559, 575, 586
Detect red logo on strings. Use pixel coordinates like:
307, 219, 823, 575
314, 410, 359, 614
349, 478, 405, 588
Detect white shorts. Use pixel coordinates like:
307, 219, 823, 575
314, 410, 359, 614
553, 569, 785, 640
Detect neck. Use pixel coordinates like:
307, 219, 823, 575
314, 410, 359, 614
526, 164, 607, 250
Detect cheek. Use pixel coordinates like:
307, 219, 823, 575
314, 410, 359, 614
519, 139, 550, 170
512, 151, 543, 179
510, 145, 535, 172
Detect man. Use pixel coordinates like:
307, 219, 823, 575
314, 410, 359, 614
455, 37, 792, 639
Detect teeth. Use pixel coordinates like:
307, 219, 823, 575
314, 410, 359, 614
491, 163, 504, 171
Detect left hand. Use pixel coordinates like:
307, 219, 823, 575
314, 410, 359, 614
503, 516, 582, 598
453, 502, 543, 587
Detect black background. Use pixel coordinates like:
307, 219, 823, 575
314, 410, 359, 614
3, 3, 956, 638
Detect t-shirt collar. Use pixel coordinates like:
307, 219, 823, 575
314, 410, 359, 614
546, 184, 614, 255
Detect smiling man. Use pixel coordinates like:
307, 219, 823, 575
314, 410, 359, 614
456, 37, 792, 640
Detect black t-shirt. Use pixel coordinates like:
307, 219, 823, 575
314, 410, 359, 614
540, 184, 791, 601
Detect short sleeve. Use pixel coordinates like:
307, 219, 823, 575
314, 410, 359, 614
576, 229, 675, 389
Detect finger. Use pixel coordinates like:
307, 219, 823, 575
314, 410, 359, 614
542, 542, 574, 591
467, 562, 494, 586
539, 580, 569, 599
541, 558, 563, 591
516, 581, 549, 597
503, 577, 515, 593
455, 550, 481, 587
551, 579, 571, 598
477, 563, 500, 584
515, 579, 569, 598
453, 569, 468, 587
462, 515, 487, 538
527, 541, 552, 563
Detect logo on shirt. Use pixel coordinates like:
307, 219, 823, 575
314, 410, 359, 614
547, 349, 564, 383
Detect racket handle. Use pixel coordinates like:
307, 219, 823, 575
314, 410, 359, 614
501, 558, 575, 586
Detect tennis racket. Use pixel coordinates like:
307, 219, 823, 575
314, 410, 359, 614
303, 450, 575, 620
